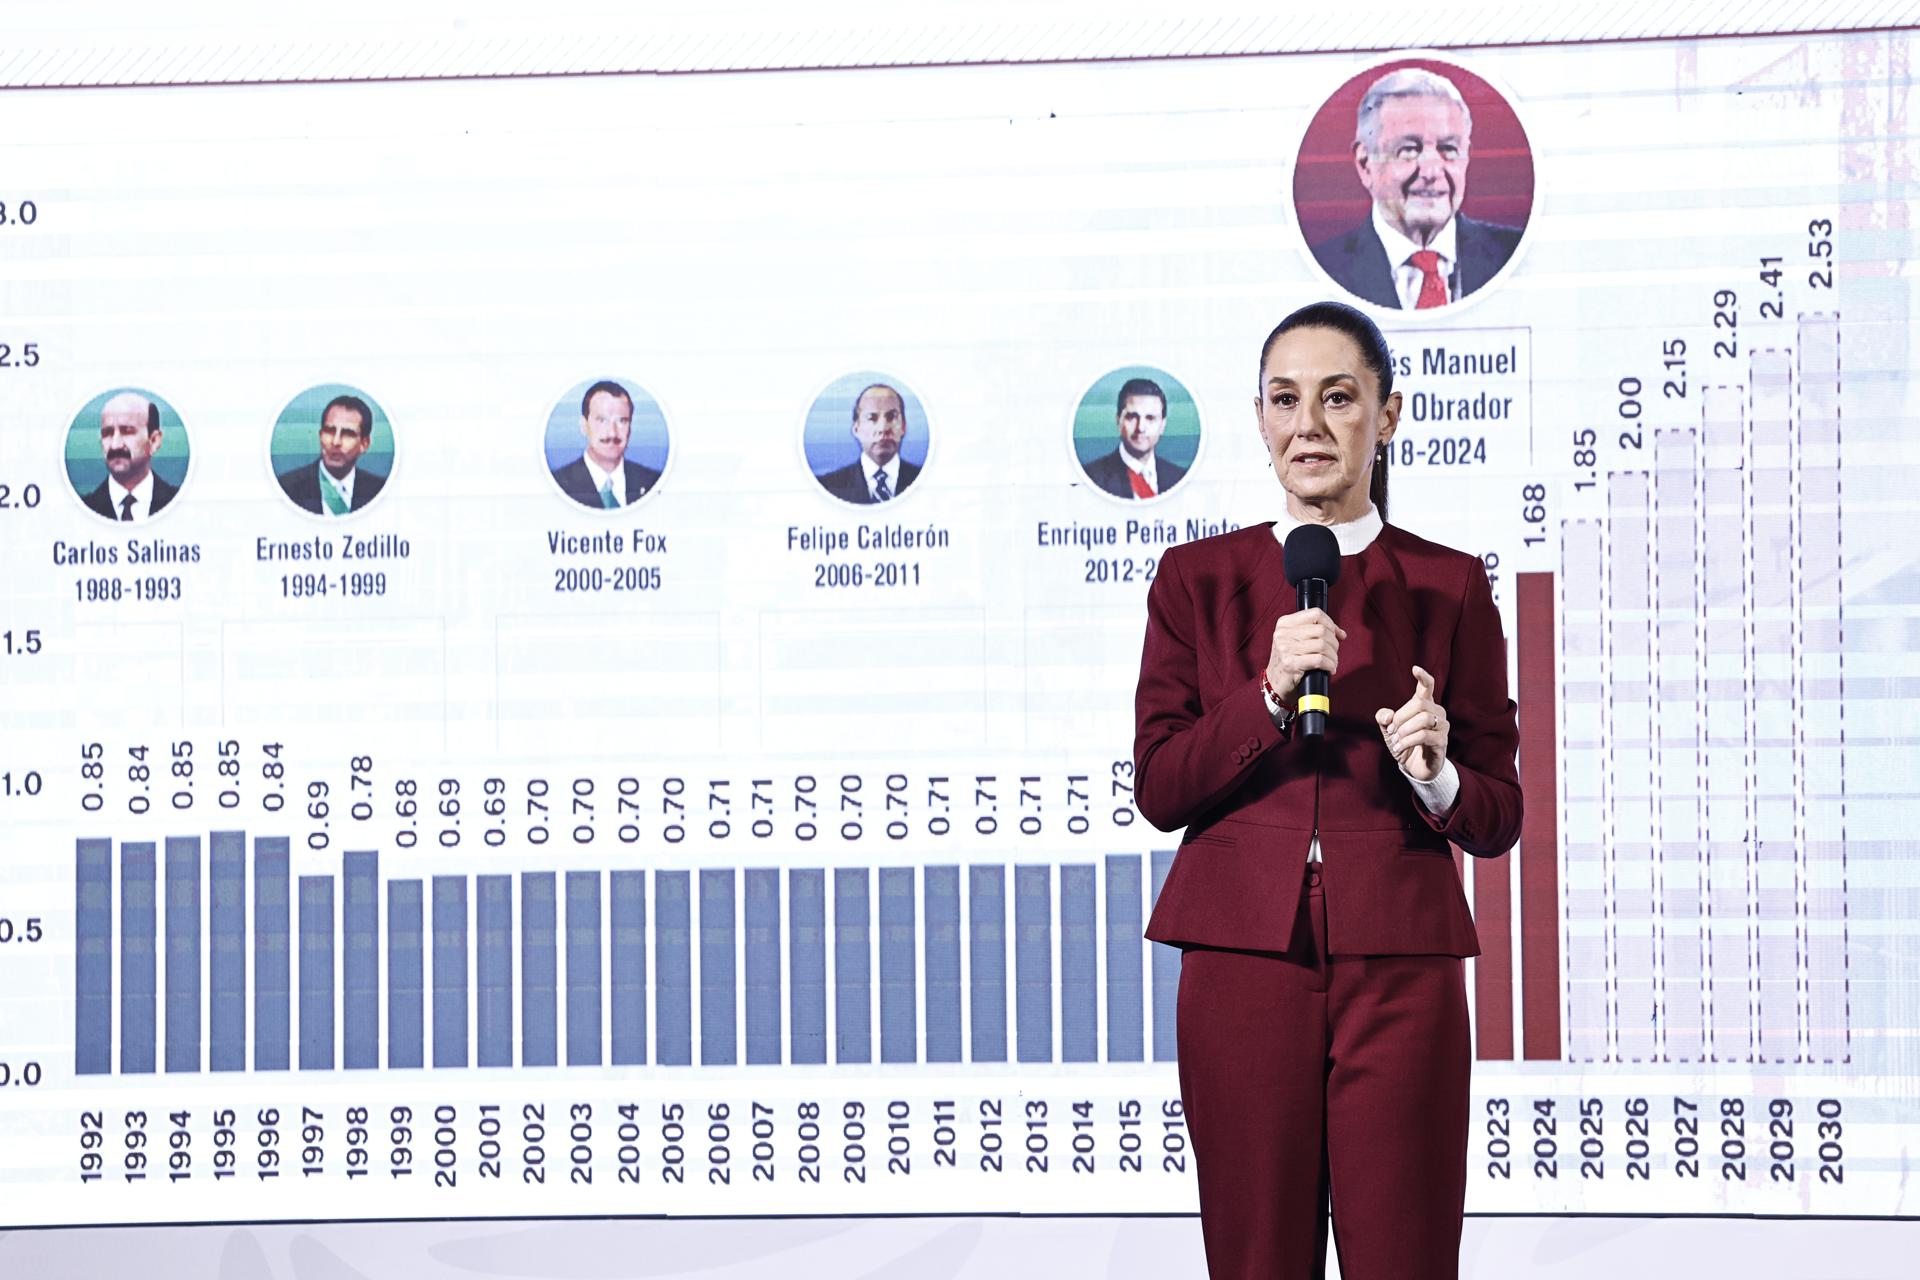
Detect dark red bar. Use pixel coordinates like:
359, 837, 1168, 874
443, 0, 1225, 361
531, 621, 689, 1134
1516, 571, 1562, 1060
1469, 842, 1513, 1060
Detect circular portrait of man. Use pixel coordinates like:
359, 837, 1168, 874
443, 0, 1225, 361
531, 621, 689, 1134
802, 372, 930, 507
65, 387, 191, 522
1294, 58, 1534, 312
1071, 366, 1201, 503
270, 384, 396, 517
543, 377, 671, 510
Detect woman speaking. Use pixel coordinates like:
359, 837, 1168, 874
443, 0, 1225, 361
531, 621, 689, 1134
1134, 301, 1522, 1279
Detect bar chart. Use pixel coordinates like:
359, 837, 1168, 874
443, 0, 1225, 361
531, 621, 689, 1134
4, 27, 1919, 1242
1558, 315, 1852, 1065
76, 835, 1181, 1078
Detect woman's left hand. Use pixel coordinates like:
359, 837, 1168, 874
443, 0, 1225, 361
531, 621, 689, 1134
1376, 665, 1449, 782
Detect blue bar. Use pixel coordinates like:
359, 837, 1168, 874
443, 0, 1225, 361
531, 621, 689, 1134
165, 837, 201, 1073
567, 871, 603, 1066
1151, 850, 1179, 1062
835, 869, 871, 1064
744, 869, 780, 1065
299, 876, 334, 1070
343, 851, 379, 1070
1061, 864, 1097, 1063
75, 839, 112, 1076
789, 870, 826, 1065
655, 871, 691, 1066
253, 838, 289, 1071
1104, 855, 1144, 1063
968, 865, 1007, 1063
879, 868, 916, 1064
433, 876, 468, 1068
923, 866, 962, 1064
477, 876, 513, 1068
700, 870, 736, 1066
610, 871, 646, 1066
209, 833, 246, 1072
1015, 866, 1052, 1064
521, 872, 557, 1067
387, 880, 423, 1069
120, 842, 156, 1074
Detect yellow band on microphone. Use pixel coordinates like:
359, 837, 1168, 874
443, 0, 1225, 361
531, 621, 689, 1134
1297, 694, 1330, 714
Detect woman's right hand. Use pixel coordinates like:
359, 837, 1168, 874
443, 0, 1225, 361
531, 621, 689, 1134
1264, 608, 1346, 704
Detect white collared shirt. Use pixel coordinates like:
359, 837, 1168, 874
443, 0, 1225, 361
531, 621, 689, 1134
865, 455, 902, 500
583, 454, 625, 506
1265, 503, 1459, 848
319, 462, 356, 513
1118, 446, 1159, 496
109, 472, 157, 521
1373, 204, 1460, 310
1270, 502, 1384, 556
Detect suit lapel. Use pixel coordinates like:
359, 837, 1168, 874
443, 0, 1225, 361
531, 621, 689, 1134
1227, 529, 1292, 663
1346, 528, 1416, 682
1352, 219, 1404, 311
1457, 216, 1499, 296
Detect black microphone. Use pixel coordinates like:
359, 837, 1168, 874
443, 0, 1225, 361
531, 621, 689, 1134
1282, 524, 1342, 739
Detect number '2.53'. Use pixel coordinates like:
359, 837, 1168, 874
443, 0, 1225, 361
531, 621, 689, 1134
1809, 218, 1834, 289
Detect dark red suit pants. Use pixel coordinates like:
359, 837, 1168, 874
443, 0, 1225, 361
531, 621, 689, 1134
1176, 866, 1471, 1280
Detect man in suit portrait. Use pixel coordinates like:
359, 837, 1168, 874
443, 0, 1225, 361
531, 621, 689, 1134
551, 380, 662, 509
82, 391, 179, 521
816, 383, 921, 504
1081, 376, 1188, 500
276, 393, 389, 515
1310, 66, 1521, 310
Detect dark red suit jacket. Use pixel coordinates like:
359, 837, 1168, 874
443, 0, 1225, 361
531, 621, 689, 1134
1137, 522, 1521, 957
